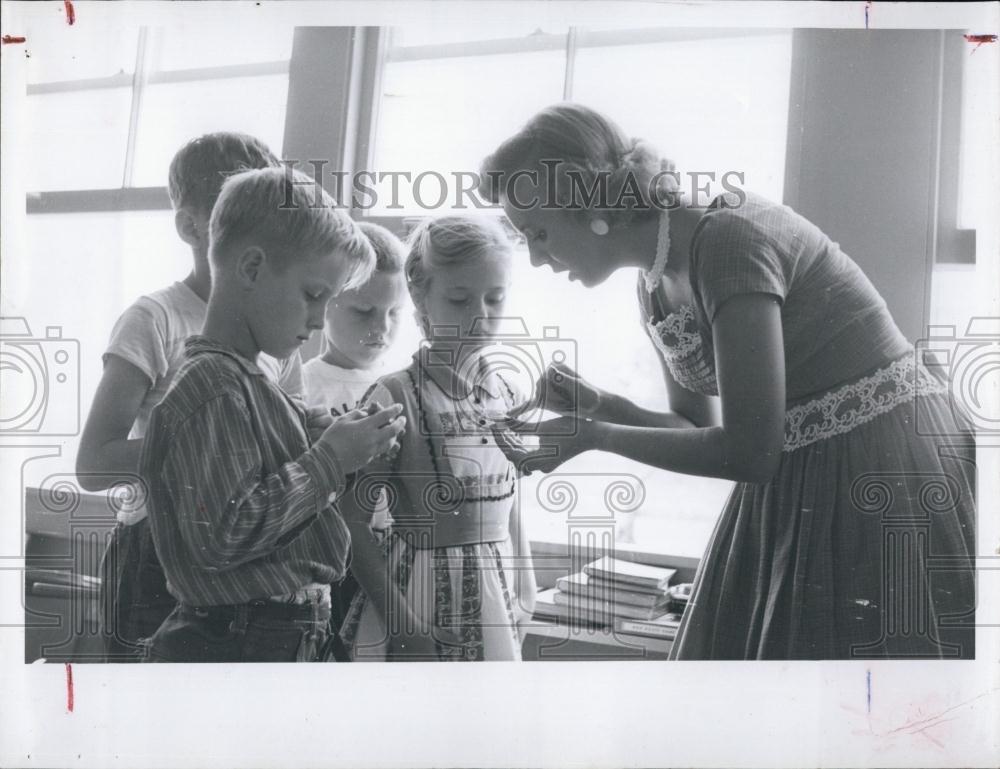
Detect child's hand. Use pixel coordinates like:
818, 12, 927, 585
316, 403, 406, 475
305, 405, 335, 443
510, 361, 604, 420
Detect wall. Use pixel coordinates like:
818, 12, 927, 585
783, 29, 968, 343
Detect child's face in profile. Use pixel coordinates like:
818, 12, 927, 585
423, 253, 511, 356
250, 249, 346, 360
323, 270, 408, 370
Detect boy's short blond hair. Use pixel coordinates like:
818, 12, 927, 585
210, 167, 375, 291
167, 132, 280, 217
357, 221, 405, 275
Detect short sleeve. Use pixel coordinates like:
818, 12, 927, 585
691, 208, 790, 323
103, 300, 167, 384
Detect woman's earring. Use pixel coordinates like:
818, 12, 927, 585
590, 219, 610, 236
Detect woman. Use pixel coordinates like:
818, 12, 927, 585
480, 103, 976, 660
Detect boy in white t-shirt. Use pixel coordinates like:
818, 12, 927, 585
302, 222, 408, 647
77, 133, 303, 661
303, 222, 408, 415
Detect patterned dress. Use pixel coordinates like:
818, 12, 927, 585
642, 194, 976, 660
339, 354, 532, 661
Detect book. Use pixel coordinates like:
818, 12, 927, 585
583, 556, 677, 592
556, 572, 670, 610
533, 588, 616, 628
553, 589, 671, 621
614, 613, 683, 640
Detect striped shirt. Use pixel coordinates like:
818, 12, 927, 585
140, 336, 350, 606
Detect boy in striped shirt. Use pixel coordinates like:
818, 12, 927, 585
138, 167, 406, 662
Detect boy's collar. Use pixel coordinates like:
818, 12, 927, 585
414, 347, 502, 401
185, 335, 266, 377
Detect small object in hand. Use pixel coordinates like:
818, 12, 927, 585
490, 421, 536, 475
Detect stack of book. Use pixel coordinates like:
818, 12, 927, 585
534, 556, 683, 640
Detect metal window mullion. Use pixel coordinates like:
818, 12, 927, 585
387, 32, 566, 62
388, 27, 784, 63
28, 61, 290, 96
26, 187, 172, 214
351, 27, 389, 218
121, 26, 151, 189
563, 27, 579, 101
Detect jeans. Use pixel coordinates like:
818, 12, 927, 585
98, 519, 176, 662
142, 600, 333, 663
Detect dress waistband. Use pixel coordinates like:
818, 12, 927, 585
388, 524, 510, 551
783, 351, 948, 453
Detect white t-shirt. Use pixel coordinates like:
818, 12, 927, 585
302, 356, 392, 530
302, 357, 384, 416
103, 280, 304, 523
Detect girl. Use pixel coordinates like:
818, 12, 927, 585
338, 216, 537, 661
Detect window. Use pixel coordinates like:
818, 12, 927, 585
23, 23, 296, 465
367, 26, 569, 212
367, 25, 796, 553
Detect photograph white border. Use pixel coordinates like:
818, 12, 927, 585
2, 2, 998, 767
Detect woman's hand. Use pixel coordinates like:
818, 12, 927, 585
511, 361, 606, 420
491, 415, 599, 475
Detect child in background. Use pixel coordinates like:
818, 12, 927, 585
339, 216, 537, 662
302, 222, 409, 644
303, 222, 408, 416
139, 167, 407, 662
77, 133, 303, 661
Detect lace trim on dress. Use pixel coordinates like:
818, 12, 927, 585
645, 304, 948, 453
646, 304, 719, 396
783, 353, 948, 452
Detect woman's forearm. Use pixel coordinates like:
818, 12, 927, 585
592, 421, 781, 484
596, 392, 698, 429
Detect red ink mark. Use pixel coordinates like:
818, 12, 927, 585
965, 34, 997, 53
2, 35, 27, 44
65, 663, 74, 712
64, 0, 76, 26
